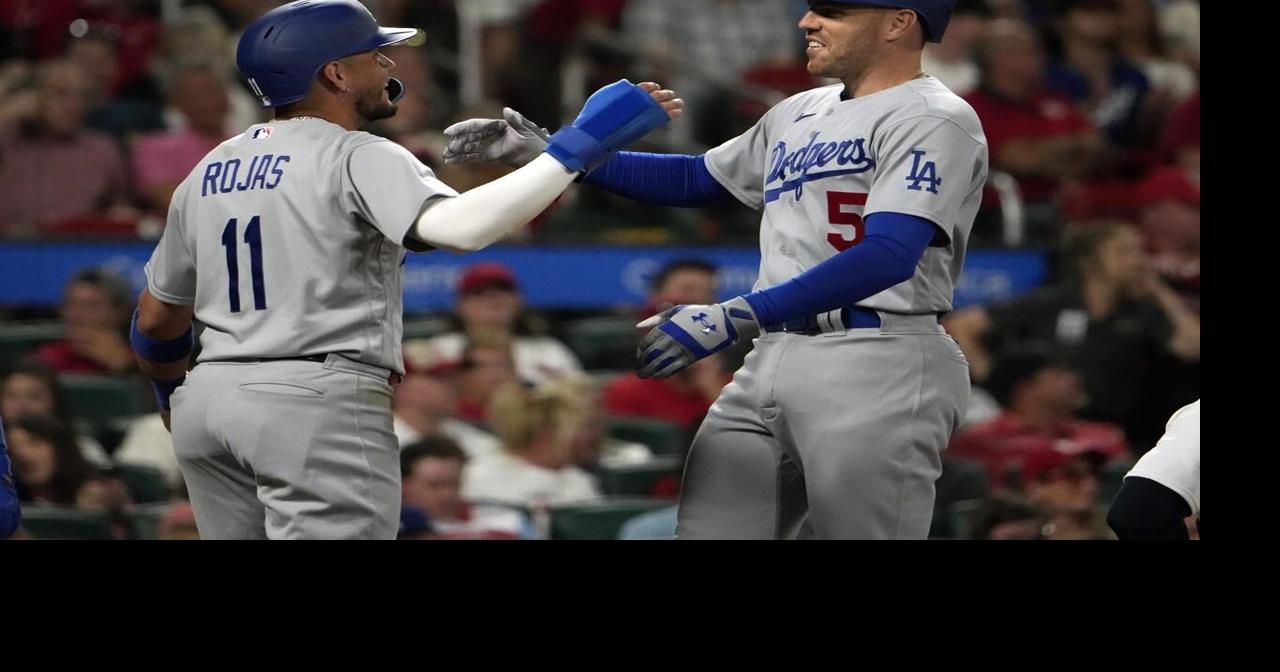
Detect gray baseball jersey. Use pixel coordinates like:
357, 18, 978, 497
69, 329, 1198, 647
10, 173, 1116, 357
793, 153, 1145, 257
705, 77, 988, 313
146, 117, 458, 374
147, 117, 457, 539
675, 77, 988, 539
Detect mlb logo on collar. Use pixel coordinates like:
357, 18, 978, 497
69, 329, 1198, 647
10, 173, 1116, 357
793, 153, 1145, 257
252, 127, 273, 140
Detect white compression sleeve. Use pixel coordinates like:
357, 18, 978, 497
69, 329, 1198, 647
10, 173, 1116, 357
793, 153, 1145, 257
411, 153, 576, 252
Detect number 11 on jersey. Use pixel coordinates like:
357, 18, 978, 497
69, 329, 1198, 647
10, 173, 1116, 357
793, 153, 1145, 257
221, 215, 267, 313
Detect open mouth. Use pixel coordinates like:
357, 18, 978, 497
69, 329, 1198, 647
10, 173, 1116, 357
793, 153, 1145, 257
385, 78, 405, 103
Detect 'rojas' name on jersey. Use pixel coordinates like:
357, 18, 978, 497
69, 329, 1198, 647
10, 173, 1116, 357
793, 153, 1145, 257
201, 153, 293, 197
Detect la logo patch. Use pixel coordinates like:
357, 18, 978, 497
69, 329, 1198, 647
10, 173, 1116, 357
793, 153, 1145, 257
906, 149, 941, 194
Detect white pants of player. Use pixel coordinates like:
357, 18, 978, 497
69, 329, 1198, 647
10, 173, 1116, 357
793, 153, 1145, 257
171, 355, 400, 540
676, 312, 970, 540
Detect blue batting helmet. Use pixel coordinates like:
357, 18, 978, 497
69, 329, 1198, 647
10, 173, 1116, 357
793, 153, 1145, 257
811, 1, 956, 42
236, 0, 423, 108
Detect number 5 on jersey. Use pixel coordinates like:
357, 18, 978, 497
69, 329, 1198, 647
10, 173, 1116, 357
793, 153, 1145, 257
222, 216, 267, 313
827, 191, 867, 252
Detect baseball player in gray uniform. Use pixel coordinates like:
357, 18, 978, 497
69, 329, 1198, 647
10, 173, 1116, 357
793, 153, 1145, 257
444, 0, 986, 539
130, 0, 681, 539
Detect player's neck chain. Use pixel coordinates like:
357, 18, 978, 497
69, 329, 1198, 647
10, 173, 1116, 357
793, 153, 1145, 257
275, 115, 327, 123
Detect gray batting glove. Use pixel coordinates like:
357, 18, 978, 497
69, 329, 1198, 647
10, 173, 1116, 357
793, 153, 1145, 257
441, 107, 550, 167
636, 297, 760, 379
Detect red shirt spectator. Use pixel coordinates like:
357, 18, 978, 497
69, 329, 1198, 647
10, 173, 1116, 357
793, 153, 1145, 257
528, 0, 629, 45
948, 348, 1130, 486
604, 369, 725, 429
964, 19, 1107, 210
965, 88, 1093, 202
79, 3, 164, 95
1160, 90, 1199, 163
1135, 167, 1200, 312
0, 60, 131, 237
0, 0, 86, 59
950, 411, 1129, 488
35, 268, 137, 376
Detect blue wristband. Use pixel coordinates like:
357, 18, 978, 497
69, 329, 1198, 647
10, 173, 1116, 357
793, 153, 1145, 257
546, 126, 609, 173
130, 310, 194, 363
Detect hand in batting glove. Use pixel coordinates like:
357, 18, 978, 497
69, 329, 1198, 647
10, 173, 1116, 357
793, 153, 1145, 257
442, 107, 550, 167
441, 83, 684, 169
636, 296, 759, 379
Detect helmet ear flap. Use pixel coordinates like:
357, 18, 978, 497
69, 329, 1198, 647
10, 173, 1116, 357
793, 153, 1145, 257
386, 77, 405, 103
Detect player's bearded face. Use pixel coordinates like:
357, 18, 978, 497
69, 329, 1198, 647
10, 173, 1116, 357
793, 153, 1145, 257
801, 6, 888, 79
356, 82, 398, 122
351, 50, 399, 123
